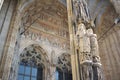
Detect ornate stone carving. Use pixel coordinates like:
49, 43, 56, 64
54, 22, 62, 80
77, 23, 91, 63
73, 0, 90, 23
76, 23, 93, 80
22, 29, 70, 50
87, 28, 101, 64
57, 54, 71, 72
20, 45, 47, 67
76, 23, 104, 80
81, 64, 93, 80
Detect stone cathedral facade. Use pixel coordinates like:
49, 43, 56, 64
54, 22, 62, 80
0, 0, 120, 80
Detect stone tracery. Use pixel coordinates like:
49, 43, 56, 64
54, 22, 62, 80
57, 53, 72, 72
20, 44, 48, 68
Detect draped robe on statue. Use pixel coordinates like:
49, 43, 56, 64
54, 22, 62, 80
87, 29, 100, 62
77, 23, 93, 80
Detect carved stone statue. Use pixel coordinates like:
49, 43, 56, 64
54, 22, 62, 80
87, 28, 103, 80
76, 23, 93, 80
81, 64, 93, 80
73, 0, 90, 23
73, 0, 104, 79
87, 29, 100, 63
77, 23, 91, 62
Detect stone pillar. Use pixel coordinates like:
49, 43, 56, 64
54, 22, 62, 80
45, 64, 56, 80
50, 65, 56, 80
0, 0, 17, 79
67, 0, 79, 80
8, 27, 23, 80
44, 67, 47, 80
1, 9, 21, 80
0, 0, 15, 62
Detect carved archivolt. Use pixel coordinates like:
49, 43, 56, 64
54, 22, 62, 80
20, 44, 48, 68
22, 29, 70, 50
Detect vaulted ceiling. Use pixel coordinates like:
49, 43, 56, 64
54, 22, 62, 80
86, 0, 118, 38
110, 0, 120, 14
17, 0, 119, 42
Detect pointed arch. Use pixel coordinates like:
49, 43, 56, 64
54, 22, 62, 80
20, 44, 49, 67
57, 53, 72, 72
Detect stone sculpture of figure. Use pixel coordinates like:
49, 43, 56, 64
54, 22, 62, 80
87, 28, 103, 80
73, 0, 90, 23
73, 0, 81, 20
82, 64, 93, 80
87, 28, 100, 63
76, 23, 91, 62
76, 23, 93, 80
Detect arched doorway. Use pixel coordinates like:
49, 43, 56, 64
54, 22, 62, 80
17, 44, 48, 80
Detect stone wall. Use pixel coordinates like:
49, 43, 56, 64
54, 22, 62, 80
0, 0, 17, 79
92, 1, 120, 79
110, 0, 120, 14
85, 0, 120, 79
98, 25, 120, 80
0, 0, 15, 61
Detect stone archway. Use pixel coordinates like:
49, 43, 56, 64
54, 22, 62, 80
20, 44, 49, 67
1, 0, 69, 80
9, 44, 49, 80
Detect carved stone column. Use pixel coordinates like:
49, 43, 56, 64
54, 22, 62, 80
50, 65, 56, 80
45, 64, 56, 80
67, 0, 79, 80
